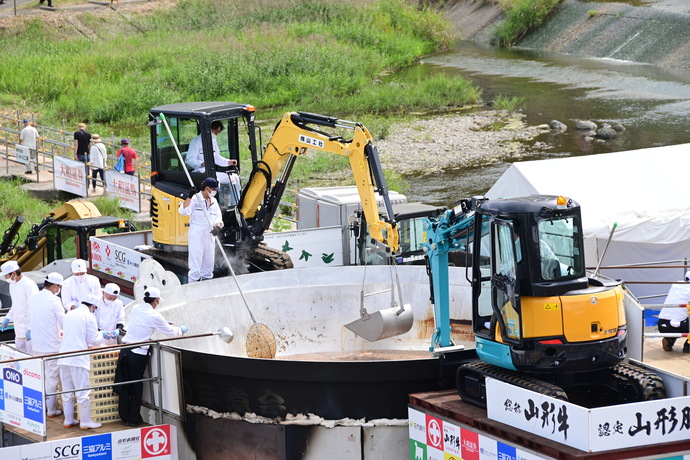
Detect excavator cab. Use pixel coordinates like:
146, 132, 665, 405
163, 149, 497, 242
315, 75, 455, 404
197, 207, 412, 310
148, 102, 258, 249
470, 196, 625, 373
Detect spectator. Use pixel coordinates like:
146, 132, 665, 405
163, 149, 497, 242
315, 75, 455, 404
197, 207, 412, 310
18, 119, 40, 174
89, 134, 107, 192
27, 272, 65, 419
0, 260, 38, 353
38, 0, 53, 6
117, 139, 138, 176
58, 294, 108, 429
61, 259, 102, 312
659, 270, 690, 352
73, 123, 91, 169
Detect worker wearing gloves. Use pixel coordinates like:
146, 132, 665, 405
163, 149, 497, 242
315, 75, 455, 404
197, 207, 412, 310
115, 287, 186, 427
27, 272, 65, 418
57, 294, 112, 430
61, 259, 102, 311
178, 177, 223, 282
0, 260, 39, 353
95, 283, 126, 346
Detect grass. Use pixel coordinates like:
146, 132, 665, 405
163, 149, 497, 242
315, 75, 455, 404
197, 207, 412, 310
493, 94, 525, 111
492, 0, 563, 47
0, 179, 56, 245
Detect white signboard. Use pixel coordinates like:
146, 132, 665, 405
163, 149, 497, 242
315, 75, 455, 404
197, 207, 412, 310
0, 424, 178, 459
90, 236, 150, 284
262, 226, 344, 267
0, 345, 45, 436
106, 170, 141, 212
14, 145, 30, 165
54, 155, 88, 197
486, 377, 690, 453
408, 406, 545, 460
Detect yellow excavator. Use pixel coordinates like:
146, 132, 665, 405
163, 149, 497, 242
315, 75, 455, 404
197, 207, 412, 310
147, 102, 399, 272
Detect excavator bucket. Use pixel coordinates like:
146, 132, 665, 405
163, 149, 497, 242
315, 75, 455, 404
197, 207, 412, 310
345, 303, 414, 342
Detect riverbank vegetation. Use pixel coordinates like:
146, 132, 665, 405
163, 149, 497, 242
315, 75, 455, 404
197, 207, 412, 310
493, 0, 563, 47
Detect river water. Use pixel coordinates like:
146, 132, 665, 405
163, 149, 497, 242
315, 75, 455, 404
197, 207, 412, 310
402, 41, 690, 205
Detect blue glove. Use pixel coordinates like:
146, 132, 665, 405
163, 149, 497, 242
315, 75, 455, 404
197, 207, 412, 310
0, 318, 8, 332
26, 329, 31, 340
180, 326, 188, 334
111, 330, 120, 338
102, 331, 113, 339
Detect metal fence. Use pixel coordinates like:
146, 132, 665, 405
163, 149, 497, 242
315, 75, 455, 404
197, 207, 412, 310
0, 112, 152, 208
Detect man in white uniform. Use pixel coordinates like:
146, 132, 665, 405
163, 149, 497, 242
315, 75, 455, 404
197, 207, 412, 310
0, 260, 38, 353
28, 272, 65, 418
659, 270, 690, 352
19, 119, 40, 174
178, 177, 224, 282
184, 120, 239, 206
61, 259, 102, 311
57, 294, 112, 429
114, 287, 186, 426
95, 283, 126, 346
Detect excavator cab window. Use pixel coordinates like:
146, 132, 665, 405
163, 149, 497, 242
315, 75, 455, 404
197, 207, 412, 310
153, 116, 199, 178
537, 216, 583, 280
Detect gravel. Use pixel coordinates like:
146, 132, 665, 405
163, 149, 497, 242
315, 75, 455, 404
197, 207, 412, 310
376, 110, 544, 174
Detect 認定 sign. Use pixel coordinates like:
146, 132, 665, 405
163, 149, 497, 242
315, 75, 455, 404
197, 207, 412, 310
486, 378, 690, 453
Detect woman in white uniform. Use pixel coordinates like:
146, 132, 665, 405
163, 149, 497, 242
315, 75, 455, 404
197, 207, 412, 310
178, 177, 224, 282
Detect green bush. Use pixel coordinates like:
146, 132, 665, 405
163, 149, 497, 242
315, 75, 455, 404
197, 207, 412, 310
492, 0, 563, 47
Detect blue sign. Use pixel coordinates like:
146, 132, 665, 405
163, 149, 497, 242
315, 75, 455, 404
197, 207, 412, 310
23, 386, 43, 423
82, 433, 112, 460
3, 367, 22, 385
0, 379, 4, 411
497, 441, 517, 460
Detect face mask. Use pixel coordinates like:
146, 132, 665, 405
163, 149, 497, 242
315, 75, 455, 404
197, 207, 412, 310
209, 190, 217, 198
103, 298, 112, 306
75, 275, 85, 284
7, 274, 16, 285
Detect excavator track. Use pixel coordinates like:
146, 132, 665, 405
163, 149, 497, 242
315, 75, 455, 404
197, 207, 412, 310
611, 361, 667, 402
246, 243, 294, 272
457, 361, 568, 409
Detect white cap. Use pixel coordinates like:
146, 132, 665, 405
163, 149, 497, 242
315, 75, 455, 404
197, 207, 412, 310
82, 294, 101, 307
144, 286, 161, 299
71, 259, 87, 273
685, 270, 690, 282
45, 272, 64, 285
103, 283, 120, 296
0, 260, 20, 276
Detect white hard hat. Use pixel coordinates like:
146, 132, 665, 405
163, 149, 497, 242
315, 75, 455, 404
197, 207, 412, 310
0, 260, 20, 276
82, 294, 101, 307
103, 283, 121, 296
685, 270, 690, 282
45, 272, 64, 285
71, 259, 87, 273
144, 286, 161, 299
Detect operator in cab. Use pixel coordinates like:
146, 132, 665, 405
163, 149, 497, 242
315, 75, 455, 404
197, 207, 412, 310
178, 177, 224, 282
185, 120, 239, 206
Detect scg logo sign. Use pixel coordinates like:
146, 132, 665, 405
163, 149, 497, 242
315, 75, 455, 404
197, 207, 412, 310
54, 444, 80, 458
115, 250, 127, 263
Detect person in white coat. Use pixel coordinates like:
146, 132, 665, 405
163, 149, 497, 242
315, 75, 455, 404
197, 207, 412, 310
659, 270, 690, 352
114, 287, 186, 426
89, 133, 108, 192
178, 177, 223, 282
184, 121, 239, 207
95, 283, 126, 346
28, 272, 65, 418
57, 294, 113, 429
0, 260, 39, 353
61, 259, 102, 311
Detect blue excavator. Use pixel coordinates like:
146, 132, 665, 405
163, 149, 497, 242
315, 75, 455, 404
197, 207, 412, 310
422, 195, 665, 408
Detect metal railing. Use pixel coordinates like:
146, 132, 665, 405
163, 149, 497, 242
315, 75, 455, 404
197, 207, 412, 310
0, 113, 152, 211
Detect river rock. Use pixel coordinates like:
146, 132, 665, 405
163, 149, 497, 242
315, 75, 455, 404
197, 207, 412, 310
549, 120, 567, 131
575, 120, 598, 130
611, 123, 626, 132
595, 124, 618, 139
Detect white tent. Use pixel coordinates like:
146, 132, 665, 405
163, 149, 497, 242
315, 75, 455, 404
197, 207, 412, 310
486, 144, 690, 302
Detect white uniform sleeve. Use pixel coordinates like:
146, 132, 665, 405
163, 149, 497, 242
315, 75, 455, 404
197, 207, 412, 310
116, 301, 125, 326
152, 311, 183, 337
178, 193, 196, 216
213, 200, 223, 227
61, 279, 76, 311
186, 136, 203, 170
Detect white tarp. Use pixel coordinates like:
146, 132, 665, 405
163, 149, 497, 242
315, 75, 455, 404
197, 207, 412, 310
486, 144, 690, 302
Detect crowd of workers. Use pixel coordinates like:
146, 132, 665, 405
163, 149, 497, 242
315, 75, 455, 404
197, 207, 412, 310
0, 259, 187, 429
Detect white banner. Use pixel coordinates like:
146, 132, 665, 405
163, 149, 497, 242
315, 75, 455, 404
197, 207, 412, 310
486, 377, 690, 453
90, 236, 150, 284
106, 170, 141, 212
14, 145, 30, 165
262, 226, 344, 267
54, 155, 88, 197
0, 345, 45, 436
0, 424, 178, 459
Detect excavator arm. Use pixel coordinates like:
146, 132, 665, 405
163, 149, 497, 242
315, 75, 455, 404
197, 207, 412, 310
239, 112, 399, 253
